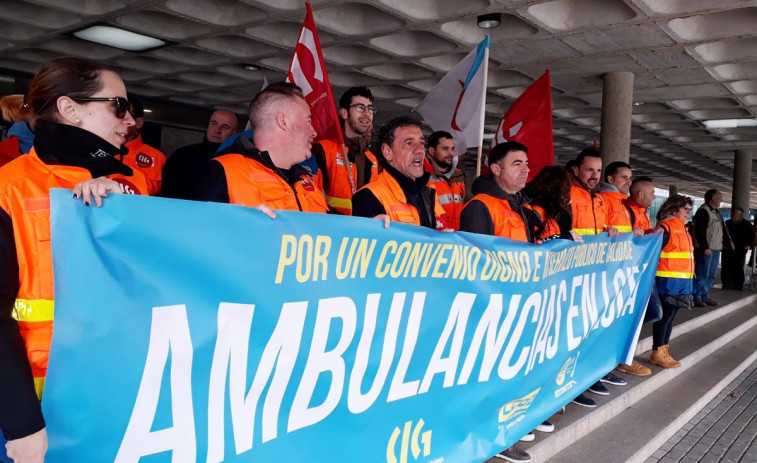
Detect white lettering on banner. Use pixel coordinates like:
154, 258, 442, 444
115, 305, 195, 463
121, 266, 645, 460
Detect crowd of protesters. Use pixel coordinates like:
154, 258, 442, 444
0, 57, 751, 463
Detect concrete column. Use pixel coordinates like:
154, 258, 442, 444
732, 149, 753, 213
669, 185, 678, 197
600, 71, 634, 166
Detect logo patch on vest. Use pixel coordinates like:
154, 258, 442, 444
136, 152, 153, 168
115, 179, 139, 195
300, 177, 315, 191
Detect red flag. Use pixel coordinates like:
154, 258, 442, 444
286, 4, 346, 151
491, 70, 553, 181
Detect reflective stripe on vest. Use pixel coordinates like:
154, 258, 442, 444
573, 228, 599, 235
13, 298, 54, 321
656, 270, 694, 279
660, 251, 694, 259
328, 196, 352, 210
614, 225, 633, 233
437, 193, 464, 205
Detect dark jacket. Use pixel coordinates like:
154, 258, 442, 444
159, 138, 221, 200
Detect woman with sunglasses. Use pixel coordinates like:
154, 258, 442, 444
650, 195, 695, 369
0, 57, 147, 463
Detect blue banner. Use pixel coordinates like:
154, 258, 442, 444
45, 190, 661, 462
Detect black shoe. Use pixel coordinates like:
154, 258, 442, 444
571, 393, 597, 407
600, 372, 627, 386
496, 447, 532, 462
704, 299, 719, 306
588, 381, 610, 396
693, 299, 706, 307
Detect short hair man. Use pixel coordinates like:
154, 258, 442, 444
624, 176, 656, 234
121, 95, 166, 195
425, 131, 466, 230
195, 83, 326, 215
570, 148, 623, 396
459, 141, 532, 239
160, 109, 238, 200
570, 148, 618, 237
312, 86, 379, 214
352, 116, 445, 228
723, 207, 756, 291
598, 161, 637, 235
692, 189, 733, 306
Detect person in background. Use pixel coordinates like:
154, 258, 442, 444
722, 206, 755, 291
425, 131, 466, 230
692, 189, 732, 306
120, 95, 166, 195
0, 56, 147, 463
523, 165, 574, 241
651, 195, 695, 368
160, 109, 238, 200
0, 94, 37, 167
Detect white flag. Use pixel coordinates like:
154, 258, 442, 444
414, 36, 489, 156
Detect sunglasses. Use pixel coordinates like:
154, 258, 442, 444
70, 96, 130, 119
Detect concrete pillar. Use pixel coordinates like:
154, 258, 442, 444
669, 185, 678, 197
732, 149, 753, 213
600, 71, 634, 166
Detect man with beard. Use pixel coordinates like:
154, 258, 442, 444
352, 116, 445, 229
599, 161, 636, 235
569, 148, 620, 402
120, 96, 166, 195
312, 86, 379, 215
425, 131, 466, 230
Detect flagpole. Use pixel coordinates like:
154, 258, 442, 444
476, 145, 483, 177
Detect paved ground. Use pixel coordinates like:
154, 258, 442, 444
645, 359, 757, 463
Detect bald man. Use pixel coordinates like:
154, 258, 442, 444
160, 109, 239, 200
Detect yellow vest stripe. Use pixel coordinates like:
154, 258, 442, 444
614, 225, 632, 233
13, 299, 54, 322
33, 377, 46, 399
655, 270, 693, 279
573, 228, 600, 235
660, 252, 694, 259
327, 196, 352, 209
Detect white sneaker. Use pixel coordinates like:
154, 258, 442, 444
535, 421, 554, 433
519, 432, 535, 442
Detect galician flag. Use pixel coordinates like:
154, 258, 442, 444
491, 70, 554, 181
286, 3, 346, 159
415, 36, 490, 156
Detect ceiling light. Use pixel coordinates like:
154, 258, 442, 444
143, 109, 152, 113
633, 102, 645, 106
73, 25, 165, 52
242, 64, 261, 71
703, 119, 757, 129
477, 13, 502, 29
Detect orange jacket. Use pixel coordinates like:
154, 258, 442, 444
360, 170, 445, 227
599, 190, 632, 233
656, 217, 694, 295
215, 153, 328, 213
530, 204, 561, 240
623, 199, 652, 232
319, 139, 378, 215
0, 136, 22, 168
424, 158, 465, 230
0, 149, 147, 397
570, 185, 606, 235
122, 135, 166, 196
466, 194, 530, 241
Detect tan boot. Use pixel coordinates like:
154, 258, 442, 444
616, 360, 652, 376
650, 345, 680, 368
661, 345, 681, 368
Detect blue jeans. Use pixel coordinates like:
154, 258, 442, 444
694, 249, 721, 301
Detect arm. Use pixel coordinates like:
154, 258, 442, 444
694, 208, 710, 250
459, 200, 495, 236
193, 160, 230, 203
351, 189, 386, 219
0, 208, 46, 441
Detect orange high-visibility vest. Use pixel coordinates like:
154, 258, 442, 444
570, 185, 606, 235
656, 216, 694, 295
122, 135, 166, 196
599, 190, 633, 233
0, 149, 147, 398
624, 199, 652, 232
214, 153, 328, 213
359, 170, 444, 227
530, 204, 561, 239
319, 140, 379, 215
465, 194, 530, 242
424, 158, 465, 230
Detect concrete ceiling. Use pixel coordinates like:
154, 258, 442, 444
1, 0, 757, 199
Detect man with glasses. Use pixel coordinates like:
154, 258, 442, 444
312, 87, 379, 215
